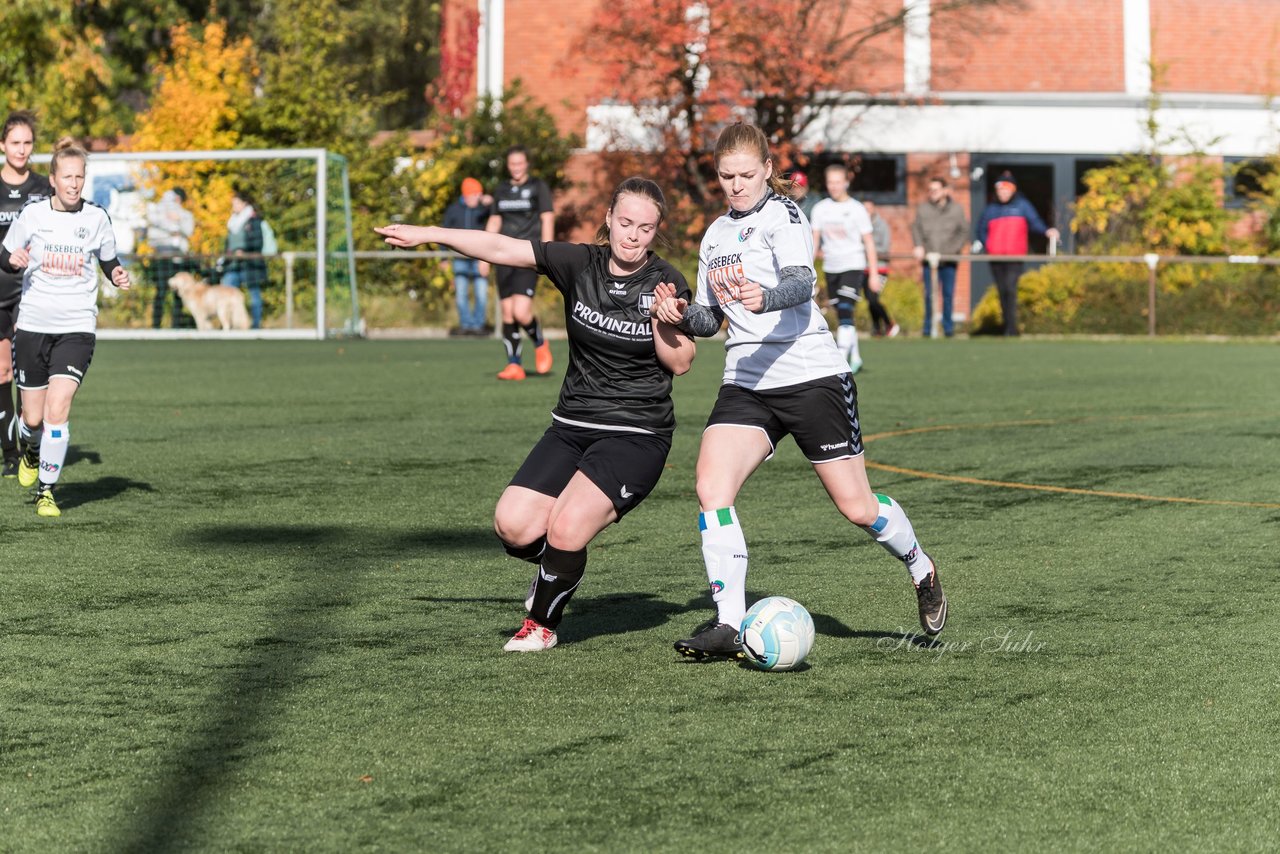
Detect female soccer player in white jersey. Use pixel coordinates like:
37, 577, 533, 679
652, 123, 946, 659
0, 138, 132, 517
377, 177, 696, 652
0, 111, 50, 478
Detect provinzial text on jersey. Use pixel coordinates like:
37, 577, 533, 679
572, 300, 652, 339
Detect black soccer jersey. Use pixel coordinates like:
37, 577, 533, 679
533, 242, 693, 437
492, 177, 553, 241
0, 171, 50, 307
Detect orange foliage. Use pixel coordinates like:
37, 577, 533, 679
129, 22, 258, 255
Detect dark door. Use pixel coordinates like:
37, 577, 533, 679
969, 158, 1059, 309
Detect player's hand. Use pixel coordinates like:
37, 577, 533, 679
738, 279, 766, 313
112, 265, 132, 290
8, 247, 30, 269
651, 281, 687, 325
375, 223, 432, 248
912, 246, 925, 262
867, 270, 882, 294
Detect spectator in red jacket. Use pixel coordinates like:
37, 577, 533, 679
974, 172, 1059, 336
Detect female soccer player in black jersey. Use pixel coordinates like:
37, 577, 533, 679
377, 177, 695, 652
653, 123, 946, 660
0, 111, 50, 478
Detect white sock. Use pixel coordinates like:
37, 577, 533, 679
700, 507, 748, 629
38, 421, 69, 487
860, 493, 932, 583
836, 324, 856, 360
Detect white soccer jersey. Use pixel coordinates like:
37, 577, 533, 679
809, 196, 873, 273
697, 192, 848, 390
2, 199, 116, 334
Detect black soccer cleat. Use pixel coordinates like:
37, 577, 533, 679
1, 452, 17, 479
674, 620, 745, 661
914, 558, 948, 637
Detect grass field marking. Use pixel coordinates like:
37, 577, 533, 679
864, 416, 1280, 510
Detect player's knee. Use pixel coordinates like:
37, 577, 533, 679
695, 479, 735, 513
546, 515, 596, 553
494, 513, 543, 554
839, 495, 879, 527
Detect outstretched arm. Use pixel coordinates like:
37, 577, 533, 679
375, 224, 536, 269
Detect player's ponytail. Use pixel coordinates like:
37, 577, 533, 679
594, 176, 670, 247
2, 110, 37, 143
713, 122, 795, 198
50, 136, 88, 173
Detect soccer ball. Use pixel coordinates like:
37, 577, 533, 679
739, 596, 815, 671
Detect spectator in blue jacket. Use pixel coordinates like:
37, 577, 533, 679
442, 177, 493, 336
974, 172, 1059, 336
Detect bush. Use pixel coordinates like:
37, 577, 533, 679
971, 262, 1280, 336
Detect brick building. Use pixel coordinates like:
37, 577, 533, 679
447, 0, 1280, 317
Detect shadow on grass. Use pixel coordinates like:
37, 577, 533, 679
111, 524, 355, 852
57, 475, 155, 510
66, 444, 103, 469
392, 526, 500, 552
557, 592, 705, 643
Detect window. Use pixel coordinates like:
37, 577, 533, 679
800, 152, 907, 205
1225, 157, 1273, 209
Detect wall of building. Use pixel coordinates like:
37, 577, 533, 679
932, 0, 1126, 92
1152, 0, 1280, 94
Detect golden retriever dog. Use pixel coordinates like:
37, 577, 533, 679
168, 272, 251, 331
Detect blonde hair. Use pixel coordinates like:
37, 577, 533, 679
713, 122, 795, 197
593, 176, 669, 247
50, 136, 88, 173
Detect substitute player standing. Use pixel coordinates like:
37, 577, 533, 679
0, 111, 50, 479
485, 145, 555, 381
809, 162, 879, 374
379, 177, 695, 652
652, 123, 946, 660
0, 138, 132, 517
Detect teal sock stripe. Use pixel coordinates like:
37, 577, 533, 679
699, 507, 736, 531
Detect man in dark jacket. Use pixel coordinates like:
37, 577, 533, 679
974, 172, 1059, 336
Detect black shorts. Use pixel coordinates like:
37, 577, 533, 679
14, 330, 96, 389
0, 304, 15, 340
510, 421, 673, 518
826, 269, 866, 304
705, 374, 864, 463
495, 265, 538, 300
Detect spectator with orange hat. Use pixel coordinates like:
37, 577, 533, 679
442, 177, 492, 336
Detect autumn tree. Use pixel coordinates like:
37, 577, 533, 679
576, 0, 1015, 243
130, 22, 257, 255
0, 2, 120, 139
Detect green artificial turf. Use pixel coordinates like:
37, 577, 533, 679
1, 337, 1276, 851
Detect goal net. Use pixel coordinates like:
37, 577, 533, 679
33, 148, 360, 339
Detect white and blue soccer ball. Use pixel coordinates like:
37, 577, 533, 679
739, 596, 815, 671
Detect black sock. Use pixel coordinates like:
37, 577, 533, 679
522, 317, 544, 347
528, 544, 587, 629
502, 535, 546, 564
0, 381, 14, 455
502, 322, 522, 362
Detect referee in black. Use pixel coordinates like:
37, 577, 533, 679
485, 145, 555, 381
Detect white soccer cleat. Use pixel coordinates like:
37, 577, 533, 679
849, 354, 863, 374
504, 618, 558, 652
